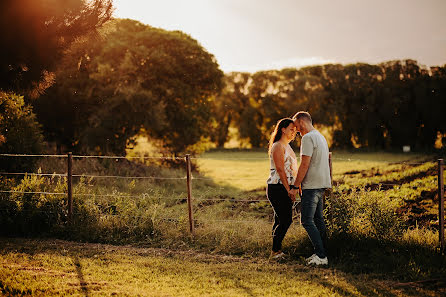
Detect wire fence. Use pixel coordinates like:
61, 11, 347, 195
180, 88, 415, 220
0, 152, 444, 249
0, 152, 441, 198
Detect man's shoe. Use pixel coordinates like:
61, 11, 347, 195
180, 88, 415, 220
306, 255, 328, 266
305, 254, 317, 263
270, 251, 285, 260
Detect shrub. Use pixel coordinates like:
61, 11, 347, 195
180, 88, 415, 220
325, 187, 405, 241
0, 172, 66, 236
0, 91, 44, 172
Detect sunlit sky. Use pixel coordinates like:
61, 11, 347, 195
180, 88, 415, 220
113, 0, 446, 73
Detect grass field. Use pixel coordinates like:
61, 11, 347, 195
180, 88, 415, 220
1, 149, 446, 296
196, 149, 434, 191
1, 238, 444, 297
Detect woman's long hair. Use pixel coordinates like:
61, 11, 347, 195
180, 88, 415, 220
268, 118, 294, 156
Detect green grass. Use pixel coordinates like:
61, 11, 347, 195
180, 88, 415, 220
196, 150, 269, 191
196, 149, 435, 191
2, 149, 446, 296
1, 238, 443, 297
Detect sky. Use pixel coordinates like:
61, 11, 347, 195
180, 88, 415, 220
113, 0, 446, 73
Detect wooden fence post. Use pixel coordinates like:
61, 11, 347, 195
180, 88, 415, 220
438, 159, 444, 253
67, 152, 73, 224
186, 154, 194, 235
329, 152, 333, 186
327, 152, 333, 223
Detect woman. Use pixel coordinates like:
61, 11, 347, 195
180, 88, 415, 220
266, 118, 298, 259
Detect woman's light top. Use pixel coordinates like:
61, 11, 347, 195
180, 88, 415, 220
267, 142, 298, 185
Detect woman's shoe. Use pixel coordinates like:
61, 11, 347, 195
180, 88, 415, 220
270, 250, 285, 260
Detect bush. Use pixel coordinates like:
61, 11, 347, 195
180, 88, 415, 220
0, 91, 44, 172
0, 169, 159, 241
325, 188, 405, 240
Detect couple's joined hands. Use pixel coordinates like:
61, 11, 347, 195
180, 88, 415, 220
288, 185, 302, 202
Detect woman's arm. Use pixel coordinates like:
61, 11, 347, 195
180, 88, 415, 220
271, 143, 291, 192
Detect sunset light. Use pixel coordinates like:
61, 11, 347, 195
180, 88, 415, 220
113, 0, 446, 72
1, 1, 446, 295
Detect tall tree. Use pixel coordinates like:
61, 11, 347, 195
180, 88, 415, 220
0, 0, 113, 95
35, 19, 224, 155
210, 72, 251, 147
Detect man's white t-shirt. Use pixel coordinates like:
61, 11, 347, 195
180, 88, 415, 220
300, 130, 332, 190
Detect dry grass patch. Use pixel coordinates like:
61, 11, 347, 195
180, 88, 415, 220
1, 238, 444, 297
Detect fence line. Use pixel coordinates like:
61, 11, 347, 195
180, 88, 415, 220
0, 172, 67, 177
0, 173, 433, 186
191, 177, 265, 181
0, 189, 268, 202
73, 193, 185, 200
195, 219, 268, 223
195, 198, 268, 202
192, 157, 270, 160
89, 211, 269, 224
76, 212, 269, 224
0, 190, 66, 196
83, 213, 182, 221
0, 208, 62, 214
0, 154, 67, 158
331, 157, 430, 165
0, 152, 435, 165
0, 152, 444, 251
72, 174, 186, 180
73, 155, 184, 160
0, 172, 185, 180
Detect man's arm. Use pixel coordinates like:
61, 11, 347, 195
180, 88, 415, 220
289, 155, 311, 199
294, 155, 311, 187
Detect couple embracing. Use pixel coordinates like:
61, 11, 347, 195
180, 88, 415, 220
267, 111, 331, 266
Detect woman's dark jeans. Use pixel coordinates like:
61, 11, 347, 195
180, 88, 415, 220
301, 188, 327, 258
267, 184, 293, 252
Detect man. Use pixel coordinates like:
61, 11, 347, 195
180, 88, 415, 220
289, 111, 331, 266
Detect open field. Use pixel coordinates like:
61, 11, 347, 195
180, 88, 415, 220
1, 238, 444, 297
196, 149, 436, 190
197, 149, 444, 226
1, 149, 446, 296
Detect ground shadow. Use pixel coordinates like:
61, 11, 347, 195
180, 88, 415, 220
72, 254, 89, 297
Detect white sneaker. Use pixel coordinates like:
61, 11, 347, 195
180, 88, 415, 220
306, 254, 328, 266
306, 254, 317, 263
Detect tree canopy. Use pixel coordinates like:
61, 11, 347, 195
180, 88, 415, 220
211, 60, 446, 150
35, 19, 224, 155
0, 0, 113, 96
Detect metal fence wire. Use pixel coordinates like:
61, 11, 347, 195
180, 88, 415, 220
0, 153, 444, 250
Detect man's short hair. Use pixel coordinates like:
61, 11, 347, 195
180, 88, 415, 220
292, 111, 312, 123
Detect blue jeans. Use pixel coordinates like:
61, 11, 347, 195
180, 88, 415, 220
301, 189, 327, 258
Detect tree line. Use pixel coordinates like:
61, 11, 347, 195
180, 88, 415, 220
213, 61, 446, 150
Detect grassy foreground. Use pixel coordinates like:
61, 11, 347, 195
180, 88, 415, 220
1, 238, 443, 297
2, 149, 446, 296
